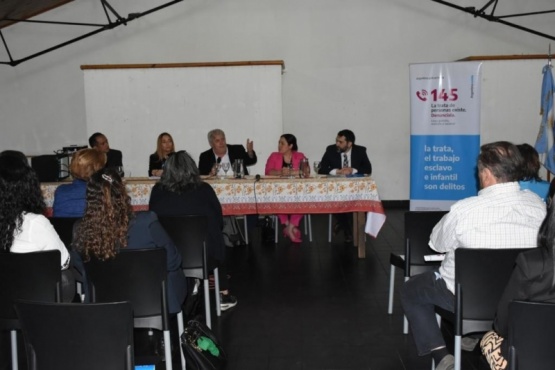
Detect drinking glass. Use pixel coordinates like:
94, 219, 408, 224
221, 162, 230, 178
313, 161, 321, 176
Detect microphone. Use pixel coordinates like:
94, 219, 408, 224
255, 174, 261, 182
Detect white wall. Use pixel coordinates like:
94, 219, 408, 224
0, 0, 552, 199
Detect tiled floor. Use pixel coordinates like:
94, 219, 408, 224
196, 209, 489, 370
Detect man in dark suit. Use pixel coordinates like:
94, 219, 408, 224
88, 132, 123, 169
318, 129, 372, 176
198, 129, 257, 176
198, 129, 258, 241
318, 129, 372, 242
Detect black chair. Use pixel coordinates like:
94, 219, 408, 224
15, 301, 134, 370
158, 215, 221, 328
388, 211, 447, 333
0, 250, 61, 370
86, 248, 184, 370
444, 248, 531, 370
507, 301, 555, 370
48, 217, 80, 249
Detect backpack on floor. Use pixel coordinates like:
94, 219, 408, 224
222, 216, 245, 247
181, 317, 227, 370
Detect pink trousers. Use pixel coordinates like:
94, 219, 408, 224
278, 214, 303, 227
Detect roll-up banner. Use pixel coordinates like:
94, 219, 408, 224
410, 62, 482, 211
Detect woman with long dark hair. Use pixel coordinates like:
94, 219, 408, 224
480, 196, 555, 369
0, 150, 69, 268
264, 134, 306, 242
75, 167, 186, 313
149, 150, 237, 311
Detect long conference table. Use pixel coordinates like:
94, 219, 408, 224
41, 175, 386, 258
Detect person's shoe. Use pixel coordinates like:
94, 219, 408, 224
436, 354, 454, 370
220, 293, 238, 311
461, 336, 480, 351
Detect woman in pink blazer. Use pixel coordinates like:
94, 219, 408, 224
265, 134, 306, 243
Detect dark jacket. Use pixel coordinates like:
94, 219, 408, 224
149, 182, 226, 262
126, 211, 187, 314
198, 144, 257, 176
148, 153, 168, 177
318, 144, 372, 175
494, 248, 555, 337
105, 149, 123, 168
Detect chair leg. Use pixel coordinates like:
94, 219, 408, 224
403, 276, 409, 334
203, 279, 212, 329
454, 335, 461, 370
274, 216, 278, 243
243, 216, 249, 244
10, 330, 18, 370
307, 215, 313, 242
214, 268, 221, 317
304, 215, 308, 235
328, 214, 332, 242
163, 329, 173, 370
177, 311, 186, 370
387, 265, 395, 314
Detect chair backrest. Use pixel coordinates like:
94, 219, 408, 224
454, 248, 531, 335
15, 300, 134, 370
48, 217, 80, 250
0, 250, 61, 324
404, 211, 448, 273
158, 215, 209, 280
86, 248, 168, 325
508, 301, 555, 370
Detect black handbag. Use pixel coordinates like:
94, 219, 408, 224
181, 318, 227, 370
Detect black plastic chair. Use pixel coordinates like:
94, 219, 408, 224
0, 250, 61, 370
158, 215, 221, 328
388, 211, 447, 333
15, 300, 134, 370
444, 248, 531, 370
507, 301, 555, 370
48, 217, 80, 249
86, 248, 184, 370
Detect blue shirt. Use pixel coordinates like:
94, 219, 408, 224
53, 179, 87, 217
519, 179, 550, 202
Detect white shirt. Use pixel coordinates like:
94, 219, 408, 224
329, 149, 358, 175
429, 182, 546, 293
11, 213, 70, 269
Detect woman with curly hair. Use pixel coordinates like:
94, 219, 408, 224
0, 150, 70, 268
149, 150, 237, 311
75, 167, 186, 313
149, 132, 175, 177
53, 148, 106, 217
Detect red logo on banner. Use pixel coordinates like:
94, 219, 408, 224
416, 90, 428, 101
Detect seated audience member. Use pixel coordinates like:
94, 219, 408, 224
400, 141, 546, 370
517, 143, 550, 202
480, 196, 555, 370
75, 168, 186, 314
0, 150, 78, 302
0, 150, 70, 268
318, 129, 372, 242
149, 150, 237, 311
53, 148, 106, 217
149, 132, 175, 177
265, 134, 306, 242
88, 132, 123, 169
198, 128, 256, 177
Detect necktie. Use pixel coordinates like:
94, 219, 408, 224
343, 153, 348, 168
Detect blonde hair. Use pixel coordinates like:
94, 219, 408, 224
155, 132, 175, 161
70, 149, 107, 180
